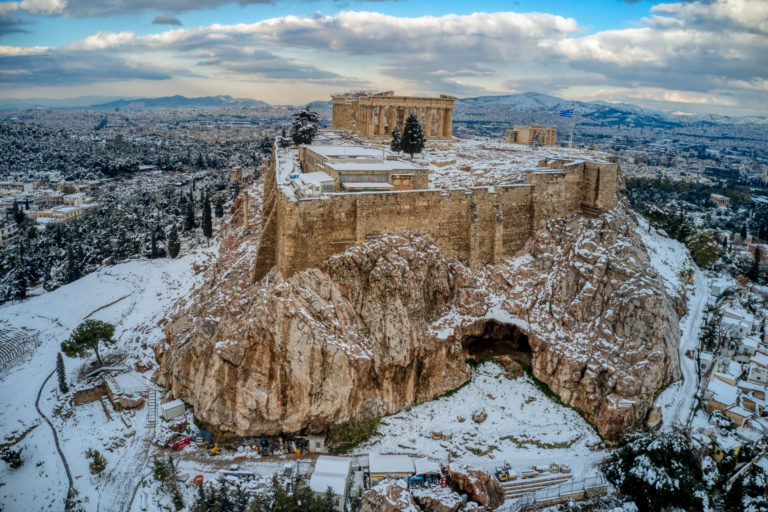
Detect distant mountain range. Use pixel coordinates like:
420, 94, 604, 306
2, 92, 765, 127
89, 94, 270, 110
455, 92, 768, 127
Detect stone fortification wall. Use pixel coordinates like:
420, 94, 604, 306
253, 150, 618, 281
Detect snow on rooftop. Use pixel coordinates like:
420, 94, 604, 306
309, 455, 352, 495
413, 458, 441, 476
708, 378, 739, 405
369, 454, 415, 475
304, 144, 383, 158
298, 171, 334, 185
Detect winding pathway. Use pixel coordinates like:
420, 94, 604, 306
35, 369, 74, 500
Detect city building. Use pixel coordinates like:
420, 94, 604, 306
711, 193, 730, 207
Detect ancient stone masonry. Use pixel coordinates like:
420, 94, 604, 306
332, 91, 456, 139
506, 124, 557, 146
252, 147, 618, 282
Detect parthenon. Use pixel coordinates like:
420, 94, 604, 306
331, 91, 456, 139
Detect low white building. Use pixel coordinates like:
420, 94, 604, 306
368, 454, 415, 485
291, 171, 336, 198
309, 455, 352, 511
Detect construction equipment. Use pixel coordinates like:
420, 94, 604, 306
495, 467, 510, 482
209, 444, 219, 455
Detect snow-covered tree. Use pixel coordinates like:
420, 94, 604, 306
61, 319, 116, 366
56, 352, 69, 393
290, 106, 319, 145
390, 126, 402, 153
603, 429, 703, 512
400, 114, 425, 158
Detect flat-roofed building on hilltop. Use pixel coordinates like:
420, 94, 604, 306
298, 144, 427, 192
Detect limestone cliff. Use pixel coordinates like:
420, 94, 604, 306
157, 191, 681, 441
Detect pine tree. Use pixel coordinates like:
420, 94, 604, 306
390, 126, 402, 153
61, 320, 116, 366
400, 114, 425, 158
56, 352, 69, 393
150, 230, 158, 259
1, 447, 23, 469
290, 106, 320, 145
89, 450, 106, 474
741, 223, 748, 239
184, 201, 195, 232
202, 195, 213, 244
214, 196, 225, 218
167, 225, 181, 258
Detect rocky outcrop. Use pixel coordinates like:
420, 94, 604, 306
361, 480, 420, 512
159, 229, 472, 436
447, 465, 504, 510
158, 190, 681, 441
412, 487, 464, 512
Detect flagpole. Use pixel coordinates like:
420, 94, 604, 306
569, 111, 574, 148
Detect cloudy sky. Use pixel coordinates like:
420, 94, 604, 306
0, 0, 766, 115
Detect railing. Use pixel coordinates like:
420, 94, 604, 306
500, 474, 609, 511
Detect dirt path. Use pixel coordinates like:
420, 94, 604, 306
84, 294, 131, 319
35, 369, 74, 502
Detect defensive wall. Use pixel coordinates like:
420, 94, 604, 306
252, 151, 618, 281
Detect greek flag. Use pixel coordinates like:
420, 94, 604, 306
560, 109, 573, 118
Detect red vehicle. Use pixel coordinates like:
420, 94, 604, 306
171, 436, 191, 451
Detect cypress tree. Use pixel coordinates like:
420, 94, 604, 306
167, 225, 180, 258
56, 352, 69, 393
183, 201, 195, 232
390, 126, 402, 153
150, 230, 159, 259
400, 114, 425, 158
202, 195, 213, 244
214, 196, 224, 218
748, 248, 762, 282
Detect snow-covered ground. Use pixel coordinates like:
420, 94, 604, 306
356, 362, 605, 480
0, 246, 216, 511
636, 216, 708, 428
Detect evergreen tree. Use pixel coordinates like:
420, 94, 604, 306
1, 447, 23, 469
61, 319, 116, 366
167, 225, 181, 258
11, 267, 26, 301
56, 352, 69, 393
748, 248, 762, 282
150, 230, 159, 259
202, 194, 213, 244
603, 429, 702, 512
390, 126, 402, 153
65, 245, 81, 283
12, 201, 25, 224
290, 106, 320, 145
184, 201, 195, 232
741, 223, 748, 239
400, 114, 425, 158
214, 196, 225, 218
89, 450, 106, 474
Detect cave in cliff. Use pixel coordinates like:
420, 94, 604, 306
461, 320, 532, 366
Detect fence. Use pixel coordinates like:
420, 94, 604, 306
501, 474, 609, 511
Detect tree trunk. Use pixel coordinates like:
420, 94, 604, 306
94, 344, 103, 366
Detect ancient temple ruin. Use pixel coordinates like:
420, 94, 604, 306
331, 91, 456, 139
